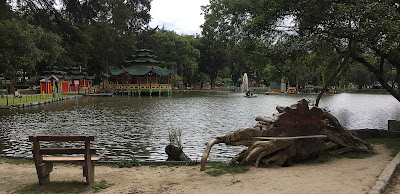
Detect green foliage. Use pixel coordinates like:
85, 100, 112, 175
244, 0, 400, 101
2, 0, 152, 85
222, 78, 232, 83
193, 71, 210, 86
153, 31, 200, 84
118, 156, 139, 168
171, 75, 183, 88
205, 162, 248, 176
0, 17, 63, 82
199, 1, 232, 88
168, 128, 182, 149
87, 22, 136, 84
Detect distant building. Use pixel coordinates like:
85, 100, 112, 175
269, 82, 281, 93
40, 66, 95, 94
102, 49, 174, 96
288, 87, 297, 94
304, 84, 314, 93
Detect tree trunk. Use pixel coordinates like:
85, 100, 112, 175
165, 145, 191, 162
200, 138, 225, 171
352, 54, 400, 102
315, 57, 348, 107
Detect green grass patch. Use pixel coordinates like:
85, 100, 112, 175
16, 180, 109, 193
0, 158, 32, 165
365, 138, 400, 156
302, 138, 400, 164
300, 150, 376, 165
205, 162, 248, 176
117, 156, 139, 168
0, 94, 77, 105
300, 153, 334, 164
92, 179, 109, 193
339, 150, 376, 159
16, 181, 89, 193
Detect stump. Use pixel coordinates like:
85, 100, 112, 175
165, 145, 191, 161
200, 99, 372, 171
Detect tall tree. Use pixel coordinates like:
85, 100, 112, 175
0, 17, 63, 90
4, 0, 153, 83
153, 31, 200, 84
244, 0, 400, 102
199, 0, 232, 88
0, 0, 13, 20
87, 22, 136, 84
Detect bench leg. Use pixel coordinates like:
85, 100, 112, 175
36, 163, 53, 185
83, 162, 95, 184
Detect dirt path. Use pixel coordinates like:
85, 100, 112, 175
386, 168, 400, 194
0, 144, 393, 194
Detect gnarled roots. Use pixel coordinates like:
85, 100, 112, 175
200, 99, 373, 171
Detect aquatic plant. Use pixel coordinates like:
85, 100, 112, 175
168, 128, 182, 149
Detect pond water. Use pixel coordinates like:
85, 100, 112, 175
0, 92, 399, 162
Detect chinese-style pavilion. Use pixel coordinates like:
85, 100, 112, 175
102, 49, 174, 96
40, 66, 95, 94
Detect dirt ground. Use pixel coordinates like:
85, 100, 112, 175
0, 144, 395, 194
386, 168, 400, 194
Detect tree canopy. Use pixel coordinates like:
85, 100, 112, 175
0, 0, 152, 86
243, 0, 400, 101
1, 0, 399, 99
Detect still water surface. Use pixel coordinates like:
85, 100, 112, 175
0, 92, 399, 161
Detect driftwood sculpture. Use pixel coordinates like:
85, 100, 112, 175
200, 99, 373, 171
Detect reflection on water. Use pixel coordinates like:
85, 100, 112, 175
0, 92, 399, 161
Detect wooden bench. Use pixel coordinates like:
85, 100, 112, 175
28, 135, 100, 185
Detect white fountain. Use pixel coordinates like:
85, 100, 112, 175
242, 73, 256, 97
242, 73, 248, 93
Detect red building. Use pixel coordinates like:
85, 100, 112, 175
40, 66, 95, 94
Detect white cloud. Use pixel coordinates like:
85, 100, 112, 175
149, 0, 210, 35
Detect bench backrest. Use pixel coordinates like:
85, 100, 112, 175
28, 135, 97, 185
29, 135, 94, 142
28, 135, 96, 162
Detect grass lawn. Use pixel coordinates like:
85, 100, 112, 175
0, 93, 78, 106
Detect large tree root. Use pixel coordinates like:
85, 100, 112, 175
200, 99, 373, 171
200, 137, 225, 171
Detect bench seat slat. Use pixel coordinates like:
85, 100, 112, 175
29, 135, 94, 142
43, 156, 100, 163
40, 148, 96, 155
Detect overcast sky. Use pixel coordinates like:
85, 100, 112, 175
149, 0, 210, 35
